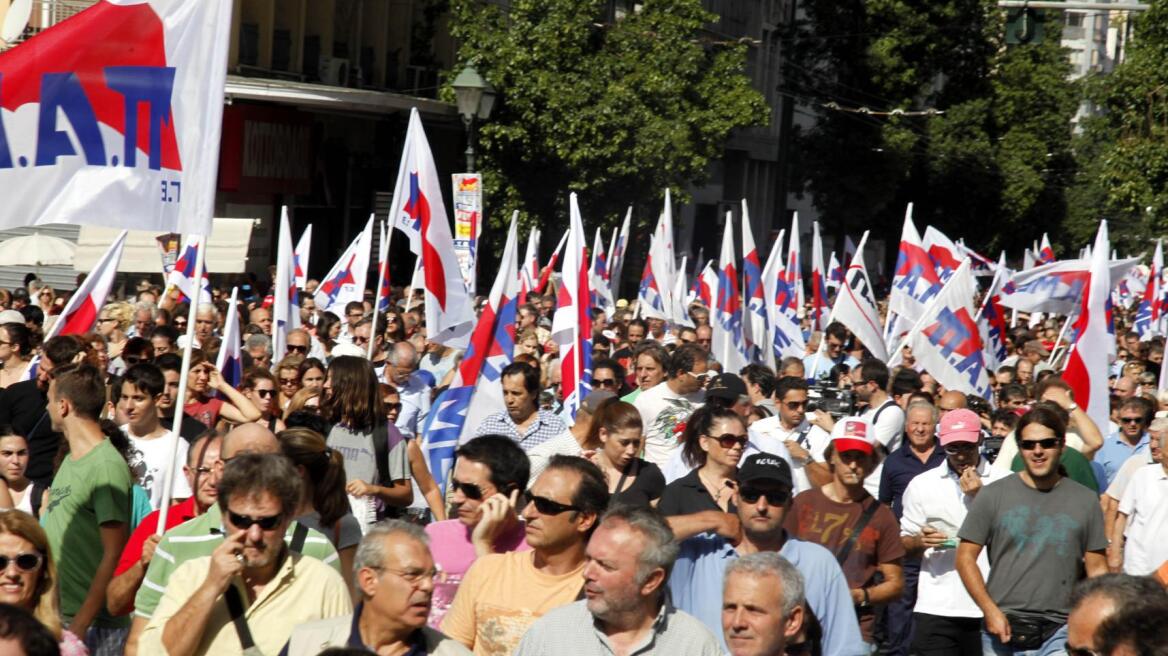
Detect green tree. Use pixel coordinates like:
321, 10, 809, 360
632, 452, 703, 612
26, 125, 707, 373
448, 0, 768, 245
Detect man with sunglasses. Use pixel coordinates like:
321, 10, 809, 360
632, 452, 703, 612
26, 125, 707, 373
668, 453, 866, 656
591, 358, 626, 396
634, 343, 709, 468
746, 376, 831, 494
443, 455, 609, 655
425, 436, 532, 628
139, 453, 351, 656
956, 405, 1107, 656
1095, 397, 1153, 488
899, 409, 1008, 655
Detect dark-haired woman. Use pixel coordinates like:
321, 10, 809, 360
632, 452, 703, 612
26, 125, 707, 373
589, 398, 665, 507
241, 368, 286, 432
182, 350, 261, 428
657, 405, 747, 516
279, 427, 363, 595
321, 356, 413, 532
0, 322, 32, 389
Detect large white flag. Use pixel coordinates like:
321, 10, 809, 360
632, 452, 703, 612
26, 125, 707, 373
314, 216, 373, 313
1064, 222, 1113, 434
0, 0, 232, 236
273, 206, 299, 361
827, 232, 887, 361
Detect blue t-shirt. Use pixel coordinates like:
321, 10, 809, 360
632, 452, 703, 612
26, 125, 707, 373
668, 532, 867, 656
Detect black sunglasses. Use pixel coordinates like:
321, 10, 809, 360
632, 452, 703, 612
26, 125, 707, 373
528, 494, 580, 515
286, 344, 308, 354
593, 378, 617, 388
944, 443, 980, 456
709, 433, 748, 449
384, 402, 403, 412
1064, 644, 1101, 656
1019, 437, 1061, 451
738, 487, 789, 506
1119, 417, 1145, 424
783, 400, 808, 410
124, 356, 147, 366
254, 389, 275, 398
228, 511, 281, 530
0, 553, 42, 572
450, 479, 484, 501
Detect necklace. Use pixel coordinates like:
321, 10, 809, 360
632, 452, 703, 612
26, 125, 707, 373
698, 470, 735, 507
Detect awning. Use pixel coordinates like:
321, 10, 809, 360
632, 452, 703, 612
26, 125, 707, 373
75, 219, 258, 274
224, 75, 457, 118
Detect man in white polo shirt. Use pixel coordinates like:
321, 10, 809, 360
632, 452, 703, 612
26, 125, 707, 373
899, 409, 1008, 655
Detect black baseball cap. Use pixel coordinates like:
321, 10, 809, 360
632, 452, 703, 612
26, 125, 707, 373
706, 373, 748, 402
738, 453, 794, 489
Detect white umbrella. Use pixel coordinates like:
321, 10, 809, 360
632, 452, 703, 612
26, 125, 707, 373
0, 233, 77, 266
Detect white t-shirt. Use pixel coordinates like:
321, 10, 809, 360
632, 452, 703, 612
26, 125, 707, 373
633, 382, 704, 468
745, 416, 828, 494
861, 399, 905, 497
121, 426, 192, 510
1118, 463, 1168, 575
1105, 446, 1155, 501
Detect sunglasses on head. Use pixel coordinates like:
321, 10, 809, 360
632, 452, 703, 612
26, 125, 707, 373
1019, 437, 1060, 451
708, 433, 748, 449
738, 487, 789, 505
0, 553, 42, 572
528, 494, 580, 515
228, 511, 282, 531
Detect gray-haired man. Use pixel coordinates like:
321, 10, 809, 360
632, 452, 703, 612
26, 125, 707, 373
515, 505, 722, 655
723, 552, 806, 656
283, 520, 470, 655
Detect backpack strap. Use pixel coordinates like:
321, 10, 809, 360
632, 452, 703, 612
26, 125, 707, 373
289, 521, 309, 554
224, 584, 258, 654
372, 422, 391, 487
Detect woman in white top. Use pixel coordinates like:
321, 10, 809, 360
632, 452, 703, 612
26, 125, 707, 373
0, 431, 39, 516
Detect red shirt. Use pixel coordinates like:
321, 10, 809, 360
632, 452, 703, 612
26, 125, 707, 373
113, 496, 199, 614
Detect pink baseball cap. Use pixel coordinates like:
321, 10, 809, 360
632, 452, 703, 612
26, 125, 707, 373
939, 409, 981, 446
831, 417, 876, 455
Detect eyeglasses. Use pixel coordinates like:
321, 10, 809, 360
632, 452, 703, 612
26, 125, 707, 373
286, 344, 308, 354
1119, 417, 1145, 424
227, 511, 282, 530
1018, 437, 1061, 451
374, 566, 439, 586
450, 479, 484, 501
783, 400, 807, 410
943, 443, 980, 456
708, 433, 748, 449
738, 487, 789, 505
1064, 644, 1102, 656
254, 389, 275, 398
593, 378, 617, 388
528, 494, 580, 515
0, 553, 42, 572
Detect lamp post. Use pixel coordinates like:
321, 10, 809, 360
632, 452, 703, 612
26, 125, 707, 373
451, 63, 496, 173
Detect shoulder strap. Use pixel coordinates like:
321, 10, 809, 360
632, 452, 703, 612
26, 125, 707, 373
223, 584, 257, 652
372, 421, 391, 486
871, 400, 895, 426
834, 499, 880, 566
289, 521, 309, 554
29, 482, 45, 518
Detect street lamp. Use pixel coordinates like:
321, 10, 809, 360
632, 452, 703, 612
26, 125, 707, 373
451, 62, 496, 172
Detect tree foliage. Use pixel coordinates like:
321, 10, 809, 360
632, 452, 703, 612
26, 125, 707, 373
447, 0, 768, 245
789, 0, 1078, 259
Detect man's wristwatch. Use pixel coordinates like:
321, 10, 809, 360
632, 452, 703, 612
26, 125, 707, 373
1066, 402, 1079, 412
859, 588, 871, 609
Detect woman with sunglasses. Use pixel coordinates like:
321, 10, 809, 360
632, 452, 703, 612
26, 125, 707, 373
383, 311, 407, 344
658, 405, 747, 516
0, 430, 43, 517
242, 368, 286, 432
0, 510, 88, 655
182, 350, 262, 429
298, 357, 327, 394
34, 286, 55, 316
278, 427, 362, 595
590, 398, 664, 508
275, 354, 305, 410
0, 321, 32, 389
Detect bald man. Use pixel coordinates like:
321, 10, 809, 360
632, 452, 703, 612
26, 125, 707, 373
385, 341, 431, 438
937, 391, 967, 415
125, 424, 340, 655
1066, 574, 1168, 654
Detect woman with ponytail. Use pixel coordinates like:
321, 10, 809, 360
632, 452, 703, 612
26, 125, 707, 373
657, 404, 748, 516
278, 427, 362, 593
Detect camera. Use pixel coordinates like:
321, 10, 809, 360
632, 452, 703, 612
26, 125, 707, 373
807, 385, 856, 420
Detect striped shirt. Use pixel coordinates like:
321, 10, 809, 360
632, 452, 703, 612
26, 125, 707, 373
133, 504, 341, 620
473, 410, 570, 452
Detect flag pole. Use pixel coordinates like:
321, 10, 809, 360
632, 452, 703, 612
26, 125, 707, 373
157, 233, 207, 534
1047, 313, 1072, 366
369, 221, 389, 360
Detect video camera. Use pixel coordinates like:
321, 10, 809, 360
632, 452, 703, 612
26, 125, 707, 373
807, 385, 856, 420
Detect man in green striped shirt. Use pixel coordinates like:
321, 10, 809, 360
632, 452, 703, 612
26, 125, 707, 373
125, 424, 340, 655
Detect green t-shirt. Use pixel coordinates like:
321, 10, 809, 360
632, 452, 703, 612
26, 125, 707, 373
44, 439, 133, 628
1010, 446, 1100, 492
621, 389, 643, 404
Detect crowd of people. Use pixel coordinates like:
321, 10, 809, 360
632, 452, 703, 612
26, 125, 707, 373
0, 272, 1163, 656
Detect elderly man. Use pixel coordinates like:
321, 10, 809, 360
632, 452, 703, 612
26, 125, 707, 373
443, 455, 609, 654
250, 306, 273, 336
245, 333, 273, 370
284, 520, 470, 654
193, 305, 218, 345
384, 340, 431, 438
899, 409, 1008, 655
474, 361, 570, 451
139, 454, 351, 655
1065, 574, 1168, 656
1110, 425, 1168, 575
515, 505, 722, 655
723, 553, 806, 656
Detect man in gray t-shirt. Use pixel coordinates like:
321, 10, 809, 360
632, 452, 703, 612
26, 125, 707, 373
955, 405, 1108, 655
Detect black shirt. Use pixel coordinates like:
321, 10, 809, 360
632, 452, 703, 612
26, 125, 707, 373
658, 468, 736, 516
877, 440, 946, 519
610, 458, 666, 508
